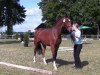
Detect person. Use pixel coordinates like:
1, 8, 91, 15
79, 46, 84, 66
71, 23, 83, 69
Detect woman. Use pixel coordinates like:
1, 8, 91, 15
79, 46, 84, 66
71, 23, 83, 69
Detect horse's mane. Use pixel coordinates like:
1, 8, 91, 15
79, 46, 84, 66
35, 16, 69, 30
55, 16, 69, 24
56, 16, 65, 22
35, 23, 46, 30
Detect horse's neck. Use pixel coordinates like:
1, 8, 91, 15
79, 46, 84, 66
53, 20, 64, 35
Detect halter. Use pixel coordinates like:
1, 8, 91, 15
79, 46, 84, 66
63, 18, 71, 23
62, 18, 72, 29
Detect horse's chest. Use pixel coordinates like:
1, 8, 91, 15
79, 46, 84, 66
56, 38, 62, 44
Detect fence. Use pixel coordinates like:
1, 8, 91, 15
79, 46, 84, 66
0, 34, 34, 39
0, 34, 15, 39
82, 35, 100, 40
0, 34, 100, 40
62, 34, 100, 40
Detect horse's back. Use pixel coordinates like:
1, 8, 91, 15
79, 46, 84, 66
35, 28, 51, 37
34, 28, 51, 45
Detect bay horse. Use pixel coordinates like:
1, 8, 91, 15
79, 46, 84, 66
33, 16, 72, 70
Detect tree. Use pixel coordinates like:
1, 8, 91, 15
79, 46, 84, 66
38, 0, 83, 27
39, 0, 70, 27
39, 0, 100, 35
69, 0, 100, 35
0, 0, 26, 35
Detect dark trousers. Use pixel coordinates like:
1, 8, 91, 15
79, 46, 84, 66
74, 44, 82, 68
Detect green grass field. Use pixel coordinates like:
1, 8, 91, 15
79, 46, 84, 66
0, 39, 100, 75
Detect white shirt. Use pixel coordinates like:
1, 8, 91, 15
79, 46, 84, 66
71, 29, 82, 44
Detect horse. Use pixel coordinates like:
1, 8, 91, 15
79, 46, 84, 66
33, 16, 72, 70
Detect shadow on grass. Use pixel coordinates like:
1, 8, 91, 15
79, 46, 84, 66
46, 58, 74, 68
0, 40, 20, 45
83, 42, 92, 44
46, 58, 89, 68
81, 61, 89, 68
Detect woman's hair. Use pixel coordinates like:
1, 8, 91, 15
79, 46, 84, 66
73, 22, 79, 28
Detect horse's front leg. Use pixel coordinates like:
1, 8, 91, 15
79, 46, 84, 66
41, 43, 47, 65
51, 45, 58, 70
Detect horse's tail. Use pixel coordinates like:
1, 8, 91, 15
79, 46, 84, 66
37, 43, 42, 55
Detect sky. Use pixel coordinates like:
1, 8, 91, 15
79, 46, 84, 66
1, 0, 42, 32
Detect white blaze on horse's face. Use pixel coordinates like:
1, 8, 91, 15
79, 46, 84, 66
63, 18, 66, 22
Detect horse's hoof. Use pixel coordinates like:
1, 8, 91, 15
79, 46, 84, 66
33, 56, 36, 63
43, 57, 47, 65
54, 68, 58, 71
33, 61, 36, 63
44, 62, 47, 65
43, 62, 47, 65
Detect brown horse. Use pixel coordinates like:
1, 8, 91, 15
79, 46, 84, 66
33, 16, 72, 70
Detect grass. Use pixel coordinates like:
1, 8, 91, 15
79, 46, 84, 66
0, 39, 100, 75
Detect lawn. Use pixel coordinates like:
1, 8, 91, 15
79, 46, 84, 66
0, 39, 100, 75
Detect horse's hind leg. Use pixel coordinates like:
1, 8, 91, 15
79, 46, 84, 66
40, 43, 47, 65
33, 43, 38, 63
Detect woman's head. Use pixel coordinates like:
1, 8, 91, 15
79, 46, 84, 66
72, 23, 79, 30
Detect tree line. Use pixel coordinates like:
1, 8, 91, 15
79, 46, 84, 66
0, 0, 99, 35
38, 0, 100, 35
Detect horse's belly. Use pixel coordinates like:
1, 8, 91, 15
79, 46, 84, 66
41, 39, 50, 46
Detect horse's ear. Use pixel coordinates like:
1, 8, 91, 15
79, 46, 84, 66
63, 18, 66, 22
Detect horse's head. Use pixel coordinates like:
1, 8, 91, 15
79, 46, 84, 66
62, 17, 72, 31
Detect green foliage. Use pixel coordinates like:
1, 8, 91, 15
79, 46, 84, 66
0, 0, 26, 35
38, 0, 100, 35
39, 0, 64, 27
15, 33, 19, 39
39, 0, 100, 26
23, 32, 29, 47
69, 0, 100, 24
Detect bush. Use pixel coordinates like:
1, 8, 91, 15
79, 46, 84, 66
20, 33, 24, 42
23, 32, 29, 47
15, 33, 19, 39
